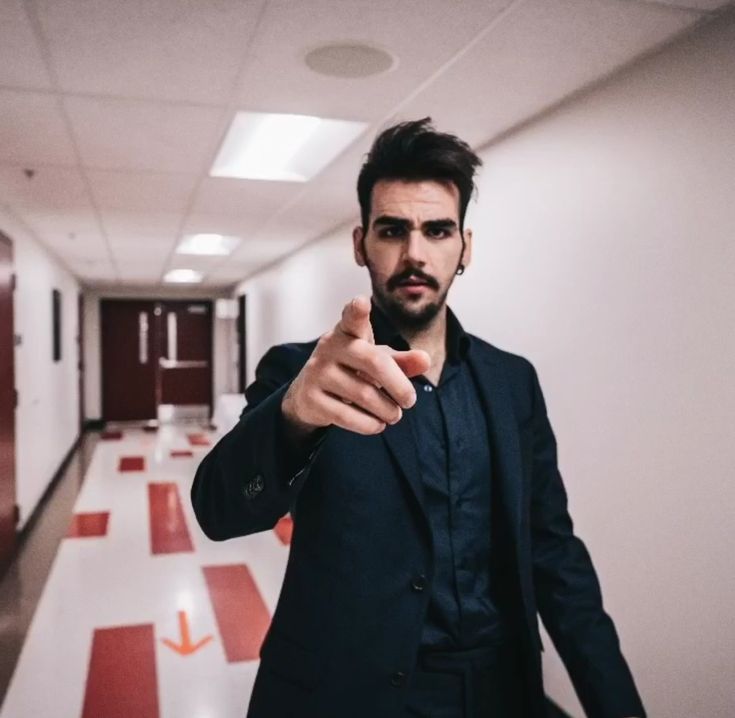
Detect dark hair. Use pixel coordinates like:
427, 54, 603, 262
356, 117, 482, 233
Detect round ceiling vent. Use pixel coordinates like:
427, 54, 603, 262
304, 43, 396, 79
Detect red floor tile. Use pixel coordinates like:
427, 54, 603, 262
274, 515, 293, 545
170, 449, 193, 458
100, 430, 122, 440
202, 564, 271, 662
187, 433, 211, 447
148, 482, 194, 555
67, 511, 110, 538
82, 624, 159, 718
119, 456, 145, 472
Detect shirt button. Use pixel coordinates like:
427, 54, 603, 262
410, 574, 427, 592
390, 671, 406, 687
423, 384, 433, 392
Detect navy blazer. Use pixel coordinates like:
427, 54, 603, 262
190, 313, 646, 718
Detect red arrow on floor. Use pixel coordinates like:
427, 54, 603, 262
161, 610, 213, 656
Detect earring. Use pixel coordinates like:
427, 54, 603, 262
456, 264, 465, 275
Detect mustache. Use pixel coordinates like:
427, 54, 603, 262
388, 269, 439, 291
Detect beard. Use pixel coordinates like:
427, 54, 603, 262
368, 263, 452, 331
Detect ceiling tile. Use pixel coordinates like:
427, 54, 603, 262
0, 1, 52, 89
100, 210, 181, 243
234, 0, 513, 119
17, 208, 101, 246
181, 213, 267, 240
0, 165, 91, 210
109, 236, 172, 263
35, 0, 266, 104
191, 177, 295, 218
64, 96, 223, 172
87, 170, 197, 212
396, 0, 701, 150
114, 260, 168, 282
0, 90, 77, 165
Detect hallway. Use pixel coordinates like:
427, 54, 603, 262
0, 424, 293, 718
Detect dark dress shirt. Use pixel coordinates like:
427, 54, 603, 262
370, 299, 508, 651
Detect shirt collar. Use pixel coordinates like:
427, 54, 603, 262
369, 296, 470, 364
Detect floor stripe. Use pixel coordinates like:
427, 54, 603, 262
119, 456, 145, 472
148, 483, 194, 555
67, 512, 110, 538
186, 433, 211, 447
170, 449, 193, 458
202, 564, 271, 662
81, 624, 159, 718
274, 515, 293, 545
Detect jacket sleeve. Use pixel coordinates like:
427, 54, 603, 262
527, 363, 646, 718
190, 343, 329, 541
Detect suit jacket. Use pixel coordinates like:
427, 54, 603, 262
190, 311, 646, 718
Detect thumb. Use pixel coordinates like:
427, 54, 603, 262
386, 348, 431, 378
337, 295, 374, 343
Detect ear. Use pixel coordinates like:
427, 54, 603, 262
461, 227, 473, 269
352, 225, 366, 267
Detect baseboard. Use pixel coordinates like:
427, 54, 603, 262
15, 432, 82, 544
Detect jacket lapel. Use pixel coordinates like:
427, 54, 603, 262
380, 412, 432, 544
466, 339, 524, 545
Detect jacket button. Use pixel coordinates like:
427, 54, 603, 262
410, 574, 427, 592
243, 474, 264, 499
390, 671, 406, 687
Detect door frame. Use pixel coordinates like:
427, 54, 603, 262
0, 231, 17, 569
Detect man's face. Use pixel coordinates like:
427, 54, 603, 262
352, 179, 472, 330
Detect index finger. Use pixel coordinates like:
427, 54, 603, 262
337, 295, 374, 344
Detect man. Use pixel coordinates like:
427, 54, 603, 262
191, 118, 646, 718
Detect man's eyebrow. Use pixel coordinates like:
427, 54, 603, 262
372, 216, 458, 230
372, 215, 410, 229
423, 218, 457, 229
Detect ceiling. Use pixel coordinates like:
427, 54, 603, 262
0, 0, 730, 289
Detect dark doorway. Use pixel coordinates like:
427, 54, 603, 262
237, 294, 247, 393
0, 232, 17, 569
100, 299, 213, 422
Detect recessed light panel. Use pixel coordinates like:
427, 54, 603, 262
176, 233, 240, 256
210, 111, 367, 182
164, 269, 203, 284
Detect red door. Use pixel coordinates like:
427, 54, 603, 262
101, 299, 213, 422
0, 232, 17, 567
156, 301, 213, 420
101, 300, 157, 421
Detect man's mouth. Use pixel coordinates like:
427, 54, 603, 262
397, 276, 431, 287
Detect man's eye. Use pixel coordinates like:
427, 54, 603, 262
427, 227, 450, 238
379, 226, 404, 238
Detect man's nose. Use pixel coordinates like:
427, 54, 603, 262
402, 230, 428, 265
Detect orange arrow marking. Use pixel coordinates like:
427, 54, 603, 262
161, 610, 213, 656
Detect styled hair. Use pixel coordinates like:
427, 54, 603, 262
356, 117, 482, 233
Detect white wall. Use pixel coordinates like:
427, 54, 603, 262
234, 14, 735, 718
0, 209, 80, 531
83, 287, 237, 420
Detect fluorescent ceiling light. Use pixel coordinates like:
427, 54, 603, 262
210, 111, 367, 182
164, 269, 203, 284
176, 233, 240, 256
